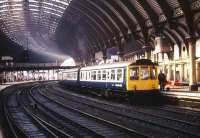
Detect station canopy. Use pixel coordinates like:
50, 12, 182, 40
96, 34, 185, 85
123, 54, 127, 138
0, 0, 200, 62
0, 0, 72, 45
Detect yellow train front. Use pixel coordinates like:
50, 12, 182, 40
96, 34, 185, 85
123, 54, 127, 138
126, 59, 159, 101
126, 59, 159, 93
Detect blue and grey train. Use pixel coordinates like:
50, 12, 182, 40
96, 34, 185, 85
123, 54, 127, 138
60, 59, 159, 98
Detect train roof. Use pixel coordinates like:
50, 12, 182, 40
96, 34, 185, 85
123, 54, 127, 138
81, 61, 132, 71
81, 59, 157, 71
61, 68, 79, 73
130, 59, 158, 66
61, 60, 157, 72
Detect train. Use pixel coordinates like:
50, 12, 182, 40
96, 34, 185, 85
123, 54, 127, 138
60, 59, 160, 101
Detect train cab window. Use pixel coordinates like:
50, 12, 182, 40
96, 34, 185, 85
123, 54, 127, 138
141, 66, 149, 80
97, 70, 101, 80
117, 69, 123, 81
130, 67, 139, 80
111, 69, 115, 80
91, 71, 96, 80
150, 67, 156, 80
102, 70, 106, 80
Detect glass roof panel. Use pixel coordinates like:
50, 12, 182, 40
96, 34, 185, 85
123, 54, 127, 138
0, 0, 72, 48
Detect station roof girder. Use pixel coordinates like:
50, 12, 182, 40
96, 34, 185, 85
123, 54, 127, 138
65, 0, 200, 54
0, 0, 200, 61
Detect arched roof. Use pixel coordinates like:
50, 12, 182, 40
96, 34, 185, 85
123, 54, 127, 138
1, 0, 200, 61
0, 0, 72, 45
65, 0, 200, 58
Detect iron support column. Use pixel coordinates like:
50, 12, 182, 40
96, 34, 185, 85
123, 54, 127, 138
187, 37, 198, 91
180, 63, 184, 82
173, 64, 176, 81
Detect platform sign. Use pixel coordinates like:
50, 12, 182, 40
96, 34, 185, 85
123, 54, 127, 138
95, 51, 103, 60
111, 55, 119, 61
154, 37, 172, 54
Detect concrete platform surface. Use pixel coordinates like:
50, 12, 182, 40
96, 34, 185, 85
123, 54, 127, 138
162, 86, 200, 100
0, 81, 34, 91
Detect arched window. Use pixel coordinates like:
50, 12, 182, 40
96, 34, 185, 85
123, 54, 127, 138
196, 39, 200, 58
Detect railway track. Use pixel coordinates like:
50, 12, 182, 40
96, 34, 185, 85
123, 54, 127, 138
31, 85, 149, 138
23, 86, 101, 138
55, 82, 200, 121
54, 83, 200, 116
4, 87, 66, 138
41, 82, 200, 138
2, 82, 200, 138
52, 84, 200, 123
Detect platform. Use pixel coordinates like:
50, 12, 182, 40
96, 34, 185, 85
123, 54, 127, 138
162, 86, 200, 101
0, 81, 35, 92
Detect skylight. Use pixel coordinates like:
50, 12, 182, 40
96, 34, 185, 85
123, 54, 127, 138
0, 0, 73, 47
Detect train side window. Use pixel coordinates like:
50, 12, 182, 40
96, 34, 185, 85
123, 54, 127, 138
80, 72, 83, 80
102, 70, 106, 80
85, 71, 87, 80
84, 71, 87, 80
117, 68, 123, 81
141, 66, 149, 80
70, 73, 73, 80
88, 72, 91, 80
150, 67, 156, 80
64, 73, 67, 80
65, 73, 68, 80
74, 72, 77, 80
97, 70, 101, 80
111, 69, 115, 81
82, 72, 84, 80
130, 67, 139, 80
94, 71, 97, 80
91, 71, 96, 80
91, 71, 93, 80
107, 70, 110, 80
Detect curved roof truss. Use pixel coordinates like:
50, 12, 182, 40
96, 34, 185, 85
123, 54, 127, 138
1, 0, 200, 60
0, 0, 72, 46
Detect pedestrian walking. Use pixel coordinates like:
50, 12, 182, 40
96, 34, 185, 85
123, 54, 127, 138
158, 70, 166, 92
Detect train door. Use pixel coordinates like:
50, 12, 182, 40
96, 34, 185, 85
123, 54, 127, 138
102, 70, 107, 88
150, 66, 159, 90
106, 69, 111, 89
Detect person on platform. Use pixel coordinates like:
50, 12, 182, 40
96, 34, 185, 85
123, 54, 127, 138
158, 70, 166, 91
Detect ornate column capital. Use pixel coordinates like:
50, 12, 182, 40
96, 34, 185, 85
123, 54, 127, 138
185, 36, 198, 45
